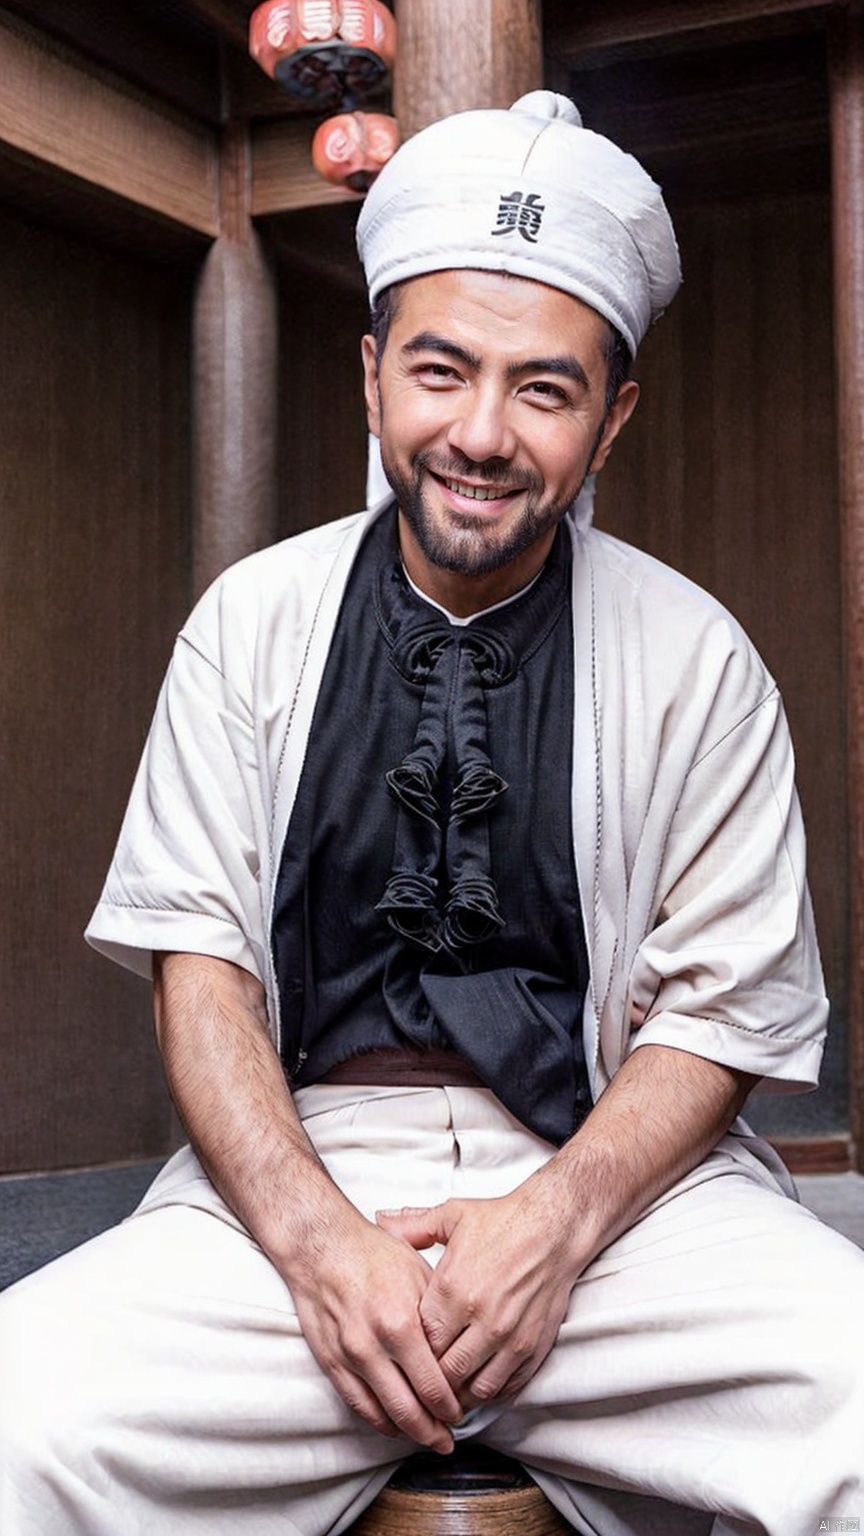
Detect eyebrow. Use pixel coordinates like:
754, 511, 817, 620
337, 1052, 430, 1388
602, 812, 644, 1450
507, 355, 591, 390
403, 332, 481, 370
402, 331, 590, 391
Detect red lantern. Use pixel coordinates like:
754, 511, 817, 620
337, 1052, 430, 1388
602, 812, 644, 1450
311, 110, 399, 191
249, 1, 396, 111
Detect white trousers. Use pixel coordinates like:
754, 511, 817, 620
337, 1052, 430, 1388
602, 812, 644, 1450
1, 1085, 862, 1536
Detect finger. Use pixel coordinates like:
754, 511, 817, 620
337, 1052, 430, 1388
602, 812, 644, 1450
435, 1326, 499, 1395
461, 1354, 522, 1405
418, 1270, 477, 1359
308, 1325, 459, 1452
375, 1205, 449, 1250
397, 1341, 464, 1426
338, 1304, 465, 1436
420, 1302, 470, 1363
379, 1319, 465, 1428
428, 1304, 540, 1400
457, 1330, 555, 1408
353, 1357, 457, 1454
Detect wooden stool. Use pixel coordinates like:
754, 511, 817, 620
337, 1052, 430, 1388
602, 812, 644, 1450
346, 1445, 573, 1535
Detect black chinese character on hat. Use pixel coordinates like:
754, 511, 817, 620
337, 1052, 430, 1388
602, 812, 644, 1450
491, 190, 545, 244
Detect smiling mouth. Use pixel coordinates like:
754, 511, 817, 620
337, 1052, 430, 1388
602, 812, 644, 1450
439, 475, 518, 502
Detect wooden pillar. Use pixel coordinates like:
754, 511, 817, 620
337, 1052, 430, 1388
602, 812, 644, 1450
393, 0, 542, 139
192, 122, 278, 597
830, 11, 864, 1169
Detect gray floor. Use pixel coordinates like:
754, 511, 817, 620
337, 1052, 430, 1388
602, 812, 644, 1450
0, 1159, 164, 1290
1, 1161, 863, 1292
796, 1172, 864, 1247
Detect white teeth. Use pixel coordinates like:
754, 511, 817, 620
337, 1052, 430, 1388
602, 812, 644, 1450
444, 478, 507, 501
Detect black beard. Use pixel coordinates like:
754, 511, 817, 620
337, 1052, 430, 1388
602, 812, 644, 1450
381, 450, 577, 578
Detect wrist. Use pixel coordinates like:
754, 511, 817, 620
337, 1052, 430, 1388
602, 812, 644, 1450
261, 1159, 359, 1276
519, 1147, 613, 1280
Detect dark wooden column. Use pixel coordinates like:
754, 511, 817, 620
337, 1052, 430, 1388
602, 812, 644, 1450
393, 0, 542, 138
830, 10, 864, 1170
192, 122, 279, 597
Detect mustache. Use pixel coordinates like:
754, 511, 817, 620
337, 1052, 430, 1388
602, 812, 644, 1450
416, 450, 543, 494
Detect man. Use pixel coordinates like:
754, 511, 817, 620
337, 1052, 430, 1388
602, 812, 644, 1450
1, 91, 861, 1536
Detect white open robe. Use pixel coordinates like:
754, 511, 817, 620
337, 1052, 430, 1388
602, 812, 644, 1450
86, 498, 827, 1117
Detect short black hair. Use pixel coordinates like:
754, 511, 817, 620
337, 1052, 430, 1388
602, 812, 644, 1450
369, 281, 632, 418
370, 282, 401, 367
602, 326, 632, 416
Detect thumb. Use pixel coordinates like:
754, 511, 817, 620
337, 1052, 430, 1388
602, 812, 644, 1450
376, 1202, 453, 1249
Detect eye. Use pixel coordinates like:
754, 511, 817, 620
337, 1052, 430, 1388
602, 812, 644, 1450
521, 379, 569, 405
415, 360, 462, 385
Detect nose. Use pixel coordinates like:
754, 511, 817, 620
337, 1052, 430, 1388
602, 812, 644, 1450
447, 382, 516, 465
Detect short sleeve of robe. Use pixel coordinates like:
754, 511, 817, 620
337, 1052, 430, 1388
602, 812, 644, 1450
85, 611, 267, 984
85, 508, 373, 999
576, 530, 829, 1099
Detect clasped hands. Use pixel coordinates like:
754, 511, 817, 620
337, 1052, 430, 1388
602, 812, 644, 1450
288, 1176, 578, 1455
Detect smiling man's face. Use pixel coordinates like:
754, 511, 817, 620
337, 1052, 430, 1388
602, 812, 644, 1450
362, 268, 639, 615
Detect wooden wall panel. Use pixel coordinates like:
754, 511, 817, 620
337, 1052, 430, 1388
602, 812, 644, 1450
275, 261, 369, 539
596, 188, 846, 1134
0, 208, 192, 1172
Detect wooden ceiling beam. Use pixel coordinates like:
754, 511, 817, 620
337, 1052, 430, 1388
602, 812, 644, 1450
179, 0, 251, 52
544, 0, 842, 61
0, 0, 223, 122
250, 118, 358, 215
0, 10, 360, 234
0, 11, 219, 236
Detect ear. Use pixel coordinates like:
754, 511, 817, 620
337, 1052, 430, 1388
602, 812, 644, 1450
361, 333, 381, 437
589, 379, 640, 473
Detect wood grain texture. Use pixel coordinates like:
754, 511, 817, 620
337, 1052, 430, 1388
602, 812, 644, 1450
275, 260, 370, 539
829, 11, 864, 1168
0, 0, 223, 123
193, 125, 280, 595
251, 119, 360, 218
393, 0, 542, 137
543, 0, 840, 61
0, 9, 218, 235
597, 188, 847, 1140
0, 209, 191, 1173
770, 1136, 855, 1175
348, 1481, 572, 1536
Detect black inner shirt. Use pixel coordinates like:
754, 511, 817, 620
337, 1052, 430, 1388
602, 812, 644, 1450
271, 507, 592, 1145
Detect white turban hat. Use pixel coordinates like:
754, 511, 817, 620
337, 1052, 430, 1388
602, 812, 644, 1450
356, 90, 681, 358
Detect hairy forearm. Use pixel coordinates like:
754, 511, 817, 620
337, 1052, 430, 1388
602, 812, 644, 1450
541, 1043, 759, 1273
152, 950, 338, 1265
152, 950, 463, 1448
